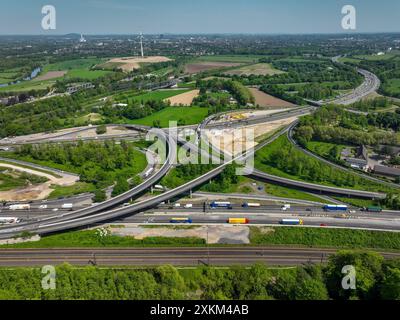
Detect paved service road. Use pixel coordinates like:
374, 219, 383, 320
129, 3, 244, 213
0, 247, 398, 267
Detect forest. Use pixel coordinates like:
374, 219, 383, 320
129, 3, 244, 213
295, 103, 400, 147
12, 140, 145, 196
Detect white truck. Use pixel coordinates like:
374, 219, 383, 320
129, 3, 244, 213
0, 217, 21, 224
281, 204, 291, 211
9, 204, 30, 211
61, 203, 73, 210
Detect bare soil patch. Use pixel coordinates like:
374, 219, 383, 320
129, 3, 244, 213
206, 116, 298, 156
110, 225, 250, 244
225, 63, 284, 76
35, 71, 67, 81
165, 89, 200, 106
249, 88, 295, 108
0, 163, 78, 201
106, 56, 172, 72
185, 62, 242, 74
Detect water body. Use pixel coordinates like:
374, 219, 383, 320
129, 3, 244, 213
0, 67, 41, 88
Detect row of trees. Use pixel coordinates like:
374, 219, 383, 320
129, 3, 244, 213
101, 98, 170, 121
0, 251, 397, 300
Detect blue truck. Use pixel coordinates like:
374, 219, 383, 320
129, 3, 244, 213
323, 205, 348, 211
210, 201, 233, 209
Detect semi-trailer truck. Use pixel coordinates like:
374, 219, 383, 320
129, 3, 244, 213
170, 218, 193, 224
0, 217, 21, 224
323, 205, 348, 211
242, 202, 260, 208
210, 201, 233, 209
9, 204, 30, 210
279, 219, 303, 225
228, 218, 249, 224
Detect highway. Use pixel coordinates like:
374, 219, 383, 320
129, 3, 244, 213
249, 169, 386, 199
117, 210, 400, 232
0, 127, 177, 235
287, 122, 400, 189
0, 247, 398, 267
0, 67, 395, 239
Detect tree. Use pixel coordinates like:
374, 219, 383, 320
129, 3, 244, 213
93, 189, 106, 203
96, 125, 107, 135
325, 251, 384, 300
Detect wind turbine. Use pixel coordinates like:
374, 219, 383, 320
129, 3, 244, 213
139, 32, 144, 58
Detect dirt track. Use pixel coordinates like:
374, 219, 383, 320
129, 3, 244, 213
0, 163, 78, 201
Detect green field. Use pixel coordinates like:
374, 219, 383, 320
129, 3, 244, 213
40, 58, 112, 80
0, 79, 54, 92
306, 141, 347, 159
127, 106, 209, 127
2, 229, 205, 248
3, 226, 399, 251
250, 226, 400, 250
48, 182, 97, 200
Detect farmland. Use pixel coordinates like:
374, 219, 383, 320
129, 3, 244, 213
225, 63, 285, 76
115, 89, 190, 104
249, 87, 295, 108
165, 89, 200, 106
40, 58, 112, 80
185, 61, 243, 74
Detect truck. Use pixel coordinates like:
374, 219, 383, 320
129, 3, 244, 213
323, 205, 348, 211
281, 204, 291, 211
0, 217, 20, 224
228, 218, 249, 224
9, 204, 30, 211
170, 218, 193, 224
210, 201, 233, 209
61, 203, 73, 210
143, 168, 154, 178
242, 202, 260, 208
363, 206, 382, 213
279, 219, 304, 225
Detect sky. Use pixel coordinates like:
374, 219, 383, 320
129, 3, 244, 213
1, 0, 400, 35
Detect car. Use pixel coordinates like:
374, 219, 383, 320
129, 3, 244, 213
52, 208, 59, 212
320, 224, 327, 227
349, 210, 356, 214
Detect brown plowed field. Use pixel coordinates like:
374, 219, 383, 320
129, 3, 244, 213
185, 62, 242, 74
249, 88, 295, 108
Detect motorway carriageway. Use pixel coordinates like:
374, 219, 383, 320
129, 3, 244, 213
113, 212, 400, 232
0, 247, 399, 267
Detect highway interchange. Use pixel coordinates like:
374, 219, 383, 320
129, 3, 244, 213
0, 61, 399, 266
